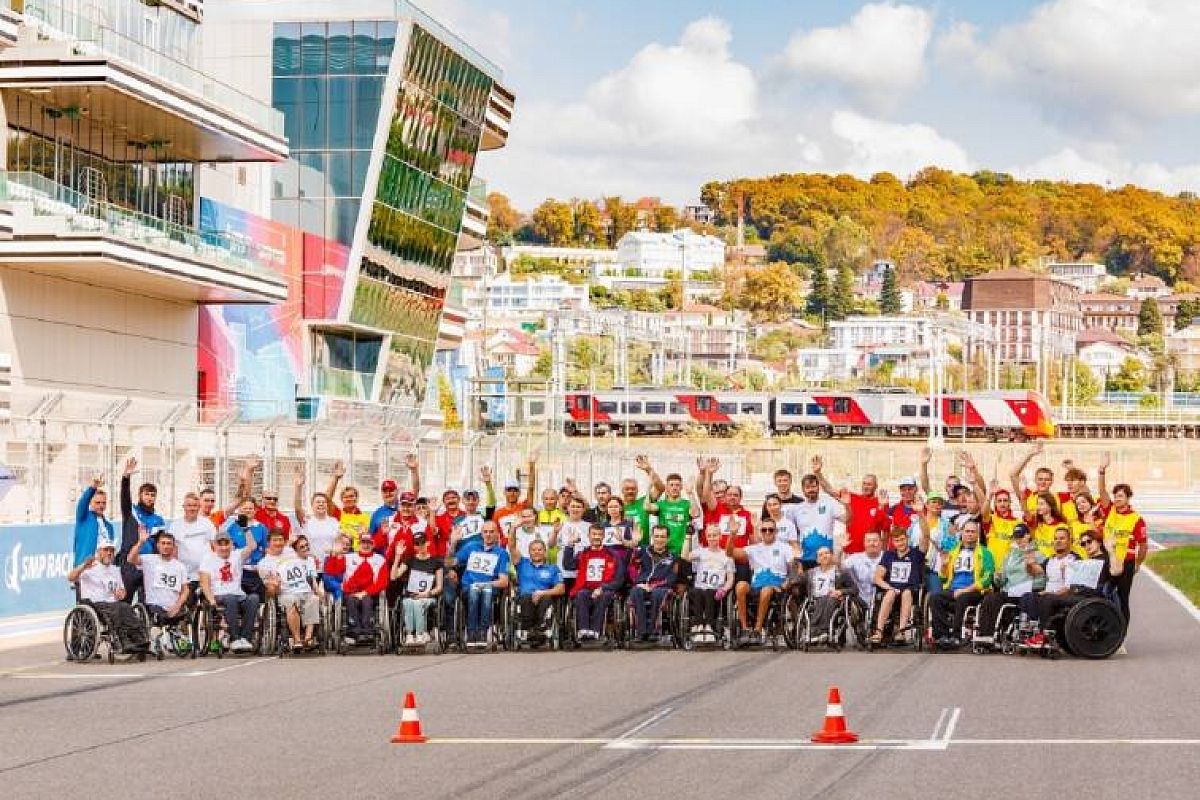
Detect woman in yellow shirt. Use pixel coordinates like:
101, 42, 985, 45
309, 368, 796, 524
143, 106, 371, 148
1027, 491, 1067, 557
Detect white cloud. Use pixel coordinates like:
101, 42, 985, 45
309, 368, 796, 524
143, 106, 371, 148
829, 110, 972, 176
944, 0, 1200, 130
778, 3, 934, 110
1012, 147, 1200, 194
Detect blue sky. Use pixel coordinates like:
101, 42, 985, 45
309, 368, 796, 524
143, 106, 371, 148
429, 0, 1200, 208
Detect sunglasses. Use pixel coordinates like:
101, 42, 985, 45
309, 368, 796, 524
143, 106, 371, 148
263, 496, 278, 501
1079, 537, 1095, 545
760, 526, 776, 532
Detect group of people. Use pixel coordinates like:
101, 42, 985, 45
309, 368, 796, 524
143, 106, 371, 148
67, 442, 1145, 658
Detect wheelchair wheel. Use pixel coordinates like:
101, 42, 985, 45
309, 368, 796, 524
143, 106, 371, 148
722, 593, 739, 651
377, 600, 393, 655
676, 592, 695, 651
796, 604, 812, 652
782, 594, 800, 650
64, 605, 102, 662
255, 599, 277, 656
1064, 598, 1125, 660
193, 603, 223, 660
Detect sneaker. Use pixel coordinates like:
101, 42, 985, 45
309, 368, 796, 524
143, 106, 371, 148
418, 632, 430, 645
517, 630, 528, 642
659, 634, 673, 647
343, 635, 356, 647
404, 633, 416, 646
690, 624, 701, 634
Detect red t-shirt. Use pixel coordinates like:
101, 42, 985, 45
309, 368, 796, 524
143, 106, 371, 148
703, 502, 732, 530
887, 503, 915, 533
716, 507, 754, 562
255, 508, 291, 538
431, 512, 455, 558
845, 493, 887, 554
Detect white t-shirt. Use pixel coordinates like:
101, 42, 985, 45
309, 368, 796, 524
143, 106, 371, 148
789, 495, 843, 539
199, 550, 246, 598
808, 566, 841, 598
691, 548, 733, 590
745, 542, 794, 580
302, 515, 340, 560
515, 526, 553, 560
1044, 554, 1076, 593
557, 520, 590, 576
771, 517, 799, 545
842, 552, 882, 603
258, 549, 313, 595
169, 516, 217, 581
141, 555, 188, 608
79, 562, 123, 603
455, 513, 486, 542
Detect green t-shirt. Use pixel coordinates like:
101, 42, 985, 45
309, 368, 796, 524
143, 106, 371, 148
655, 496, 692, 555
625, 496, 651, 544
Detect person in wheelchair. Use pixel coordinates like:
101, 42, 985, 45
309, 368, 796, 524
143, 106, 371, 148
1032, 528, 1124, 642
802, 546, 853, 644
455, 520, 511, 648
628, 525, 678, 644
66, 537, 150, 655
843, 531, 884, 627
929, 520, 994, 650
260, 532, 324, 651
507, 535, 563, 647
728, 519, 800, 646
870, 527, 925, 645
565, 524, 622, 643
683, 524, 734, 643
395, 530, 443, 647
975, 524, 1044, 647
197, 531, 261, 653
325, 530, 388, 645
1022, 527, 1079, 646
128, 527, 192, 654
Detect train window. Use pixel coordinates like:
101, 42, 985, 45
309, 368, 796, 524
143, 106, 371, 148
948, 399, 965, 415
670, 402, 685, 414
597, 402, 618, 413
528, 401, 545, 416
901, 404, 917, 417
741, 403, 763, 414
920, 406, 930, 417
719, 402, 737, 414
807, 403, 823, 416
832, 398, 851, 414
780, 403, 804, 415
623, 402, 643, 414
645, 402, 666, 414
696, 397, 712, 411
576, 395, 590, 410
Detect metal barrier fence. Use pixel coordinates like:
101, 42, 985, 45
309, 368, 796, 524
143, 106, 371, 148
2, 405, 1194, 525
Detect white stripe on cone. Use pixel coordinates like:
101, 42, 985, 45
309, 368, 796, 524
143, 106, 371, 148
826, 704, 844, 716
402, 709, 420, 721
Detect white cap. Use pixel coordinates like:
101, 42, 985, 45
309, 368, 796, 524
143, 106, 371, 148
898, 476, 917, 487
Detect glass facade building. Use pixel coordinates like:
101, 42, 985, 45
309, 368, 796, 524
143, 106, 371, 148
265, 11, 510, 417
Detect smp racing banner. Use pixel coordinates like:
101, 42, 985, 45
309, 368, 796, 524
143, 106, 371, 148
1, 524, 75, 618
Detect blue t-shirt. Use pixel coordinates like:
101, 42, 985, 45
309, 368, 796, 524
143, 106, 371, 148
369, 503, 397, 536
948, 546, 978, 591
879, 548, 925, 590
133, 507, 167, 554
456, 539, 510, 588
516, 558, 562, 596
222, 519, 269, 565
799, 529, 834, 564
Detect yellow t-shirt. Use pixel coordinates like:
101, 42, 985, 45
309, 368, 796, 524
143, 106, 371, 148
337, 509, 370, 548
987, 514, 1021, 567
1103, 508, 1146, 563
1031, 522, 1058, 558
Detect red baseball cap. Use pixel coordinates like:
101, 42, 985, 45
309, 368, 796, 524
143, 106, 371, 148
399, 491, 417, 503
380, 479, 398, 492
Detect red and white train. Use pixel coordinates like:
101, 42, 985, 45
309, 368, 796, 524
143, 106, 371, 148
563, 388, 1055, 440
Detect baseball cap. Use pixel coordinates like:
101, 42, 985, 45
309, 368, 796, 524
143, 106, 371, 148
95, 537, 116, 551
463, 489, 480, 499
399, 491, 417, 503
413, 531, 428, 545
214, 532, 232, 543
926, 491, 945, 503
504, 480, 520, 490
1013, 523, 1031, 537
380, 479, 398, 492
898, 476, 917, 487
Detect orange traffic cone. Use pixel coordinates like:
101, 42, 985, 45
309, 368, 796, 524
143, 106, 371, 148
390, 691, 428, 744
811, 686, 859, 744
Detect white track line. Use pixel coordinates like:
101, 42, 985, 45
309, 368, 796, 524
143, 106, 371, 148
604, 706, 675, 749
10, 657, 274, 680
425, 735, 1200, 750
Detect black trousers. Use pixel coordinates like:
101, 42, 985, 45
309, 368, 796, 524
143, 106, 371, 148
94, 601, 149, 651
1115, 562, 1135, 624
574, 589, 612, 633
931, 590, 982, 639
345, 594, 377, 636
688, 587, 720, 628
518, 594, 554, 632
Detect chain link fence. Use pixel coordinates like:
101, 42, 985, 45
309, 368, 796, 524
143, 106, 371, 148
2, 403, 1194, 524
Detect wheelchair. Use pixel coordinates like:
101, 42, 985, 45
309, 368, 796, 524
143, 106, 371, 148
451, 585, 511, 652
1043, 591, 1126, 660
563, 590, 627, 650
864, 585, 927, 651
795, 594, 851, 652
192, 596, 228, 659
675, 588, 733, 651
727, 583, 797, 651
272, 594, 329, 658
63, 592, 151, 664
506, 592, 566, 651
623, 586, 680, 649
334, 592, 393, 655
146, 603, 196, 660
392, 594, 449, 654
961, 595, 1022, 655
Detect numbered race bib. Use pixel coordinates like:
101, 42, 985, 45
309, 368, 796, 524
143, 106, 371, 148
603, 526, 622, 546
953, 550, 975, 574
466, 551, 499, 577
585, 559, 606, 583
281, 560, 310, 593
159, 571, 179, 589
1068, 559, 1103, 589
407, 569, 434, 594
813, 574, 833, 597
695, 567, 724, 589
460, 516, 483, 538
889, 561, 912, 584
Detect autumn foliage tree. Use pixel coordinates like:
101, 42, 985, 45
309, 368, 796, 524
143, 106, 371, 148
738, 262, 803, 322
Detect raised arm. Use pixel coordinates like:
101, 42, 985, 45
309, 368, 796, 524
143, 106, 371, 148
293, 469, 308, 526
811, 455, 836, 497
404, 452, 422, 497
1009, 442, 1043, 498
919, 446, 932, 494
480, 466, 497, 511
521, 450, 537, 507
127, 525, 150, 566
77, 477, 101, 523
120, 457, 137, 517
325, 460, 344, 510
961, 451, 990, 524
67, 555, 95, 584
636, 455, 665, 501
1096, 451, 1111, 507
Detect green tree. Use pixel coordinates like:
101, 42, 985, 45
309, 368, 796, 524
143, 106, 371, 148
1063, 362, 1102, 406
658, 279, 683, 311
1176, 297, 1198, 330
806, 261, 830, 318
879, 265, 901, 314
572, 200, 605, 245
827, 262, 855, 321
530, 199, 575, 245
1107, 357, 1148, 392
486, 192, 522, 243
1137, 297, 1164, 336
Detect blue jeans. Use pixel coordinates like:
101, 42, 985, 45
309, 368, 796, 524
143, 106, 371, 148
629, 585, 670, 637
403, 597, 435, 635
219, 593, 259, 641
924, 570, 943, 597
466, 583, 495, 635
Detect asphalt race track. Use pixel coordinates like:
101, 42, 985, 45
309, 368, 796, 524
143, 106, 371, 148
2, 576, 1198, 800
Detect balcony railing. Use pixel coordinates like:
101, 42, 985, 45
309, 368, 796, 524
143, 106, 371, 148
22, 0, 284, 136
0, 170, 283, 283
